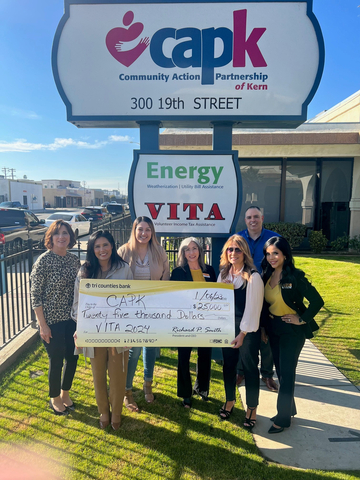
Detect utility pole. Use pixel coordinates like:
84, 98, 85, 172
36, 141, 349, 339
82, 181, 87, 207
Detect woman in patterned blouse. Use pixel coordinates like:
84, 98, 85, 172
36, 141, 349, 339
31, 220, 80, 415
118, 216, 170, 412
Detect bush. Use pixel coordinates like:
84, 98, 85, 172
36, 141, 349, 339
309, 230, 328, 253
263, 222, 307, 249
330, 235, 349, 251
349, 235, 360, 253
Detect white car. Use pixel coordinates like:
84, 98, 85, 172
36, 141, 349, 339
45, 212, 91, 239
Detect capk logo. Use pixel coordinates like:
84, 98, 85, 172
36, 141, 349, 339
106, 11, 150, 67
106, 9, 267, 85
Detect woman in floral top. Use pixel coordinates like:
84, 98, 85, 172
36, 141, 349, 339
31, 220, 80, 415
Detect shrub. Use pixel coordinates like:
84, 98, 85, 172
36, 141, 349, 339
349, 235, 360, 253
330, 235, 349, 251
309, 230, 328, 253
263, 222, 307, 249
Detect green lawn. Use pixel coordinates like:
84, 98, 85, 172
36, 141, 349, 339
0, 256, 359, 480
294, 255, 360, 387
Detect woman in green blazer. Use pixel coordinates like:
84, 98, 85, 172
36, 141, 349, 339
261, 236, 324, 434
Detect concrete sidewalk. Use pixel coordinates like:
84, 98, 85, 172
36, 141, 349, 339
238, 340, 360, 471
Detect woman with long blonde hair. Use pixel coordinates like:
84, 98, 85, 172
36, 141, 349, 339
218, 235, 263, 428
118, 216, 170, 411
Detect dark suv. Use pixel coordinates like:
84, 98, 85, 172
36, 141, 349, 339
106, 203, 124, 216
0, 208, 47, 249
80, 206, 109, 221
0, 201, 28, 209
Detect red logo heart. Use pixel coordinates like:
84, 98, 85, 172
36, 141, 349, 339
106, 11, 149, 67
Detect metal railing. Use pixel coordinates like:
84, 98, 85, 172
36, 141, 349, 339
0, 246, 35, 348
90, 213, 133, 248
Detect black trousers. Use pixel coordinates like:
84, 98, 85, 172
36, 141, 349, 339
222, 317, 260, 407
42, 319, 78, 398
177, 347, 212, 398
267, 315, 306, 427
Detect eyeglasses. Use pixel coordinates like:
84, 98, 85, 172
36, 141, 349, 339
227, 247, 242, 253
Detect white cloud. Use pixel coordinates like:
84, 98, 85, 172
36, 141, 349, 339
108, 135, 132, 142
0, 105, 41, 120
0, 135, 133, 153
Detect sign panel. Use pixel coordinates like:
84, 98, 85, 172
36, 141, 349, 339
76, 279, 235, 347
129, 151, 241, 235
53, 0, 324, 128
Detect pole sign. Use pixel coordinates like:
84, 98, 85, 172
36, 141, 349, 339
129, 151, 241, 236
52, 0, 324, 128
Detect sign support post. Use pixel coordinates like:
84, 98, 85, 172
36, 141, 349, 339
138, 122, 161, 151
212, 122, 234, 274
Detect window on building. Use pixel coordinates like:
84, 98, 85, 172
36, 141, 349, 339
236, 159, 281, 230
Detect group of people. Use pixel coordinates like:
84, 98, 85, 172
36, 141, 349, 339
30, 207, 324, 435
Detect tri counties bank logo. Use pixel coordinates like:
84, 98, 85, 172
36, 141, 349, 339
105, 9, 267, 85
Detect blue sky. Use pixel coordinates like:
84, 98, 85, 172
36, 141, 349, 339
0, 0, 359, 191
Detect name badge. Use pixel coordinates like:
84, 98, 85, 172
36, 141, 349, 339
281, 283, 293, 289
203, 273, 210, 278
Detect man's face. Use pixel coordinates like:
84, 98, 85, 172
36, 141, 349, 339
245, 208, 264, 235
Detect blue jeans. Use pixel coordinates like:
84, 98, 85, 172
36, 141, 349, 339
125, 347, 157, 390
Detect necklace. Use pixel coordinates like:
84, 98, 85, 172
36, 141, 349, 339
99, 267, 111, 279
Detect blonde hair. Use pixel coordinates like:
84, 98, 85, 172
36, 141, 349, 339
177, 237, 206, 270
128, 216, 163, 264
219, 235, 255, 287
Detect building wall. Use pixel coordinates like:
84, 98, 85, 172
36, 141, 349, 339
350, 156, 360, 237
0, 179, 10, 202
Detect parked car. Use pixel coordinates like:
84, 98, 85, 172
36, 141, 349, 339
0, 208, 47, 249
80, 206, 110, 221
0, 201, 28, 210
45, 212, 91, 239
106, 203, 124, 216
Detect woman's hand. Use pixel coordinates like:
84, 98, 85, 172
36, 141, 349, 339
231, 331, 247, 348
73, 331, 78, 347
39, 324, 52, 344
260, 327, 268, 344
281, 314, 302, 325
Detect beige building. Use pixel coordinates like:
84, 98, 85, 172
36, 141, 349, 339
159, 91, 360, 242
42, 179, 105, 208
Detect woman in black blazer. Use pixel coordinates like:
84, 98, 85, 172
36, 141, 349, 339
261, 236, 324, 434
170, 237, 216, 408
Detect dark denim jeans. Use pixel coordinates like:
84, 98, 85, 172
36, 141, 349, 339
222, 318, 260, 407
42, 319, 78, 398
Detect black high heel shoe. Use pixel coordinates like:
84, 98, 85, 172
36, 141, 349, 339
219, 403, 234, 421
49, 399, 69, 416
268, 424, 284, 434
244, 407, 257, 430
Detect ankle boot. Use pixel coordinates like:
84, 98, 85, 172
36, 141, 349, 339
143, 381, 154, 403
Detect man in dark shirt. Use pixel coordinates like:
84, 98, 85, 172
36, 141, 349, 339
237, 206, 280, 392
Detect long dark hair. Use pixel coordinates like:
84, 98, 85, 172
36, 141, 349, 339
82, 230, 125, 279
261, 236, 298, 285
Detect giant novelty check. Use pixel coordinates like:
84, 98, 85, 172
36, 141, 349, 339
76, 279, 235, 347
